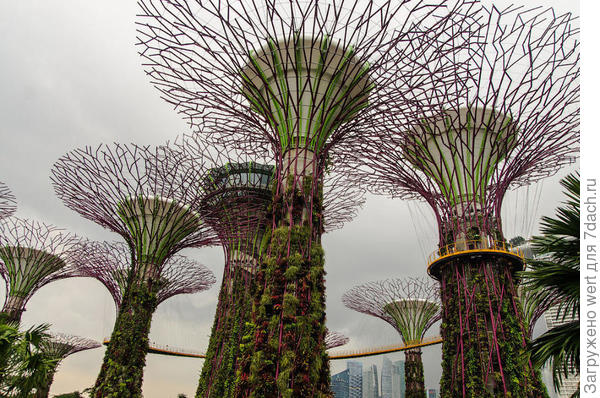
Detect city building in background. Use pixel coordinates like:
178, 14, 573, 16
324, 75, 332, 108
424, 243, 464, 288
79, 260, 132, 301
391, 361, 406, 398
332, 359, 408, 398
363, 364, 379, 398
381, 358, 392, 398
332, 369, 350, 398
348, 361, 363, 398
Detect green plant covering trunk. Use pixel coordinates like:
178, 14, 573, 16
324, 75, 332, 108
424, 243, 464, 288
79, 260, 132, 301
197, 266, 254, 398
405, 349, 426, 398
35, 365, 57, 398
0, 297, 25, 325
91, 267, 160, 398
235, 175, 331, 398
438, 258, 548, 398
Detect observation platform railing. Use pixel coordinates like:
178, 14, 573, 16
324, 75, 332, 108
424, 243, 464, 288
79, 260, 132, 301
427, 238, 525, 276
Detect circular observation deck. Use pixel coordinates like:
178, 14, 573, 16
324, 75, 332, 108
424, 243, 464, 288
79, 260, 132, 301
427, 240, 525, 280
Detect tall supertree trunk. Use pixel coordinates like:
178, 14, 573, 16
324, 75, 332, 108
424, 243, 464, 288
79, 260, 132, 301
92, 269, 160, 398
405, 349, 426, 398
236, 171, 330, 398
197, 267, 254, 398
438, 259, 548, 398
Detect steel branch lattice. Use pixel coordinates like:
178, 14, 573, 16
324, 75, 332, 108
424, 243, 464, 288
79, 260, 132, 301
0, 182, 16, 220
0, 218, 82, 323
137, 1, 480, 396
50, 143, 231, 271
73, 240, 215, 309
343, 277, 441, 345
43, 333, 101, 360
136, 0, 477, 162
337, 4, 579, 248
324, 330, 350, 350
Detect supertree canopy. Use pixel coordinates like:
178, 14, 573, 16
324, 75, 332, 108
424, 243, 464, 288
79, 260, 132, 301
73, 240, 215, 309
137, 1, 474, 395
0, 182, 16, 220
343, 278, 440, 398
337, 5, 579, 397
36, 333, 101, 398
0, 218, 81, 324
50, 143, 225, 397
324, 331, 349, 350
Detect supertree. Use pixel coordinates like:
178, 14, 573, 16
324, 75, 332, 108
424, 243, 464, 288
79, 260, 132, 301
36, 333, 101, 398
169, 134, 364, 398
324, 331, 349, 350
50, 143, 225, 397
343, 278, 440, 398
73, 240, 215, 309
336, 5, 579, 397
0, 218, 81, 324
0, 182, 16, 220
136, 1, 475, 395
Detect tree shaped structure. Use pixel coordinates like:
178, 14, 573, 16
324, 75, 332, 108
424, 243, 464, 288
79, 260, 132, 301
172, 134, 364, 398
343, 278, 440, 398
324, 331, 349, 350
51, 143, 225, 397
136, 1, 476, 395
337, 5, 579, 397
37, 333, 101, 398
0, 218, 81, 324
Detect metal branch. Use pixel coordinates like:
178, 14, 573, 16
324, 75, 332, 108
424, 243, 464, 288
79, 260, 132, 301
73, 240, 215, 308
43, 333, 101, 360
0, 181, 16, 220
325, 330, 350, 350
50, 143, 225, 271
335, 5, 579, 247
0, 218, 82, 322
343, 277, 441, 345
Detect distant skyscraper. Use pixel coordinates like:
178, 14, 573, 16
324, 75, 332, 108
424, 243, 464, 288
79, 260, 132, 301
392, 360, 405, 398
381, 358, 392, 398
332, 369, 350, 398
363, 364, 379, 398
427, 388, 437, 398
347, 361, 363, 398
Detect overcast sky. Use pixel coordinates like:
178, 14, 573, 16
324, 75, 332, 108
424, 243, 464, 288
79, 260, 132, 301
0, 1, 582, 397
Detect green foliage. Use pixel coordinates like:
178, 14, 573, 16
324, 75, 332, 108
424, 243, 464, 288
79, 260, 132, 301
509, 236, 526, 247
53, 392, 85, 398
521, 172, 580, 393
91, 273, 160, 397
0, 322, 58, 397
439, 260, 547, 398
237, 175, 331, 397
196, 267, 254, 398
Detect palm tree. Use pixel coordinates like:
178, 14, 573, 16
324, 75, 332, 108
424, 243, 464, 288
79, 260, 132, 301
0, 322, 58, 397
521, 172, 579, 395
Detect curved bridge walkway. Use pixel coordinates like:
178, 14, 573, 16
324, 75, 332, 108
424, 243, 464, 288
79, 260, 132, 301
102, 335, 443, 360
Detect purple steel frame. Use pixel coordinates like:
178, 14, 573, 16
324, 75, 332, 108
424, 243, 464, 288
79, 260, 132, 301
0, 218, 81, 324
343, 277, 441, 396
136, 1, 477, 395
0, 182, 16, 220
336, 5, 579, 397
73, 240, 215, 309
